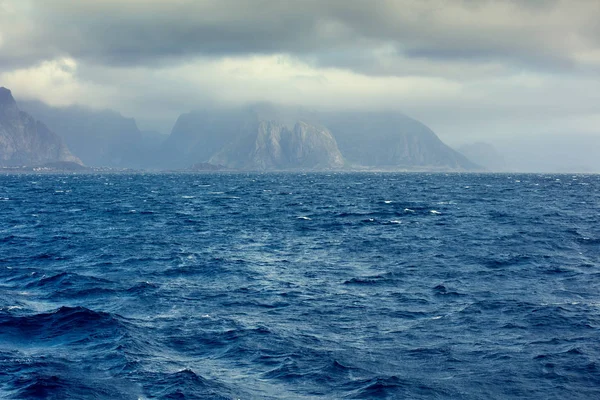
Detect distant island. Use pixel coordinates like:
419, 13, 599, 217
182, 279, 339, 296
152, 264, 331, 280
3, 86, 482, 172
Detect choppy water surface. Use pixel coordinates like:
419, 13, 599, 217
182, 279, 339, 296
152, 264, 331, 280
1, 172, 599, 399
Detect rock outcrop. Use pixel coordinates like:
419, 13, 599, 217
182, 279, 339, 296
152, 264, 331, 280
321, 111, 480, 170
0, 87, 82, 166
210, 120, 344, 170
161, 109, 256, 169
165, 104, 480, 171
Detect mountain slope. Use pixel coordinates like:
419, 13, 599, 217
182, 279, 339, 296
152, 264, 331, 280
19, 100, 163, 168
209, 120, 344, 170
0, 87, 81, 167
166, 105, 480, 171
161, 108, 257, 169
321, 112, 480, 170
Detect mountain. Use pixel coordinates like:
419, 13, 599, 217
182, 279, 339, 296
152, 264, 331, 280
161, 108, 257, 169
457, 142, 507, 171
320, 112, 480, 170
166, 104, 480, 171
10, 95, 481, 171
18, 100, 165, 169
210, 120, 344, 170
0, 87, 81, 167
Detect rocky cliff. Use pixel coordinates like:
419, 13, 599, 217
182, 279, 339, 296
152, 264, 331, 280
321, 112, 480, 170
166, 104, 480, 171
161, 108, 256, 169
210, 120, 344, 170
19, 100, 163, 169
0, 88, 81, 167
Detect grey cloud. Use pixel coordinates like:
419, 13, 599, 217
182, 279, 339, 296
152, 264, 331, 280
2, 0, 599, 75
3, 0, 600, 150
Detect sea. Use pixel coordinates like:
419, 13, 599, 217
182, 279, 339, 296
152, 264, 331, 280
0, 172, 599, 399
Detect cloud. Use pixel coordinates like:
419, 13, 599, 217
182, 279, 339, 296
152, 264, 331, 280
1, 0, 599, 76
0, 57, 113, 107
8, 54, 460, 132
1, 0, 599, 141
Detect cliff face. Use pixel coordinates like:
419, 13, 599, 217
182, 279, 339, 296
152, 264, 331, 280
287, 121, 345, 169
161, 109, 256, 169
210, 120, 344, 170
321, 112, 480, 170
166, 105, 480, 171
0, 88, 82, 166
19, 100, 161, 168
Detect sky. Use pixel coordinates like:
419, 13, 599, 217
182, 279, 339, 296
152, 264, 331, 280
1, 0, 599, 148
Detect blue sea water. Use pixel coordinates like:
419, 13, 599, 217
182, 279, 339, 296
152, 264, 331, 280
0, 172, 599, 399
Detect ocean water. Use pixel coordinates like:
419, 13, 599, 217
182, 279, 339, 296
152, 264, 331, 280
0, 172, 599, 399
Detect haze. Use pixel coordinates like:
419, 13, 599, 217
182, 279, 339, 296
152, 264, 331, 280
1, 0, 599, 171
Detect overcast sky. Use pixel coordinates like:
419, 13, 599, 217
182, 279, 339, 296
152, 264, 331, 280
1, 0, 599, 144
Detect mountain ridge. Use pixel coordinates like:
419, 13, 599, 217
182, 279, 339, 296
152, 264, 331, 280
167, 104, 481, 171
209, 120, 345, 170
0, 87, 82, 167
10, 91, 482, 171
18, 100, 163, 169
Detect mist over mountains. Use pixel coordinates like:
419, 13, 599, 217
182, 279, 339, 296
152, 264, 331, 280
2, 1, 599, 173
3, 88, 481, 171
457, 142, 507, 172
161, 103, 478, 171
19, 100, 163, 169
2, 86, 598, 173
0, 88, 81, 167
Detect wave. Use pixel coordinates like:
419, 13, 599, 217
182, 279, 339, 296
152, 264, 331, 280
343, 272, 403, 286
10, 373, 133, 400
141, 369, 238, 399
0, 306, 127, 342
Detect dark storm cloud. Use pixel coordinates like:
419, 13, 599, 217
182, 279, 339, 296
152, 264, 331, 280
2, 0, 599, 75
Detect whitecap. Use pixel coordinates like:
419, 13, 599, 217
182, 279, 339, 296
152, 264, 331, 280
389, 220, 402, 224
297, 216, 311, 220
430, 210, 442, 215
404, 208, 415, 213
181, 195, 195, 199
384, 200, 393, 204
